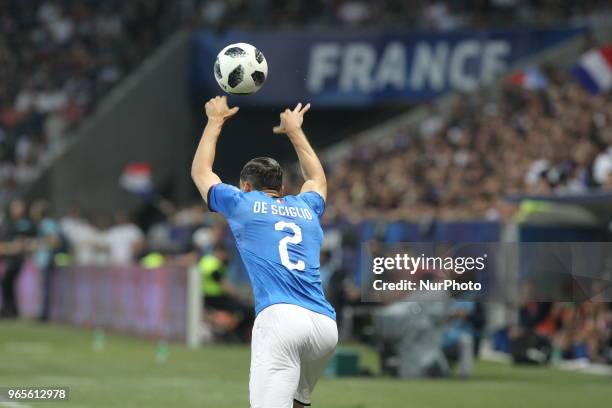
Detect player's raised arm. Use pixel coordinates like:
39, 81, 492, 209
273, 103, 327, 200
191, 96, 239, 202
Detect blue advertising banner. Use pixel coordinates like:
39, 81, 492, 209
191, 28, 586, 107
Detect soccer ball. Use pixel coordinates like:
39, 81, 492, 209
214, 43, 268, 95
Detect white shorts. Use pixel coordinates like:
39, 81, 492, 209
249, 303, 338, 408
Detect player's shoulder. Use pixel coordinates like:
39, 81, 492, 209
287, 191, 326, 217
208, 183, 246, 216
282, 192, 311, 205
296, 190, 325, 203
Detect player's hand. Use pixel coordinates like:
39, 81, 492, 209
205, 96, 239, 123
273, 103, 311, 135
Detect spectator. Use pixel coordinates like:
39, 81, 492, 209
60, 207, 104, 265
0, 199, 34, 318
105, 211, 144, 265
29, 199, 62, 321
200, 244, 254, 342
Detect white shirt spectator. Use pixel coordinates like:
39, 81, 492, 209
420, 113, 444, 139
201, 0, 227, 25
15, 138, 33, 161
105, 223, 144, 265
337, 1, 370, 25
14, 160, 37, 184
60, 217, 105, 265
44, 113, 68, 147
593, 147, 612, 185
525, 159, 550, 186
15, 88, 36, 113
48, 15, 74, 44
34, 89, 67, 114
423, 2, 464, 31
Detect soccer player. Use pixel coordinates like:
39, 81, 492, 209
192, 96, 338, 408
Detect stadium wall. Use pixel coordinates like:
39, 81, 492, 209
9, 261, 188, 340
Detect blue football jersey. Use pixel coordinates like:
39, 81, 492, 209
207, 183, 336, 320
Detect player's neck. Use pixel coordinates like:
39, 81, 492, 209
261, 188, 281, 198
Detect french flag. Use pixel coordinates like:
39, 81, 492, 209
509, 67, 548, 90
571, 45, 612, 94
119, 162, 154, 196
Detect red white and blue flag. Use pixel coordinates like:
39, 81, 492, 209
509, 67, 548, 90
119, 162, 153, 196
571, 45, 612, 94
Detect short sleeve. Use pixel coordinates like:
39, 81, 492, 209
207, 183, 242, 217
299, 191, 326, 217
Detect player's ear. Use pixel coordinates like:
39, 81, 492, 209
241, 181, 252, 192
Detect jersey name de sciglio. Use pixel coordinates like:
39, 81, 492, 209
207, 183, 335, 320
252, 200, 314, 220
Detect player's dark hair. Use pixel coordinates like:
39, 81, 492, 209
240, 157, 283, 193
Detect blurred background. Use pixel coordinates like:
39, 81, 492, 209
1, 1, 612, 407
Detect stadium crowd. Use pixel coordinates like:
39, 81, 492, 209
304, 71, 612, 222
0, 0, 175, 201
198, 0, 612, 31
2, 0, 611, 208
511, 299, 612, 365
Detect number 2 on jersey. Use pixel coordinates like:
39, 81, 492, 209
274, 221, 305, 271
